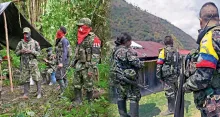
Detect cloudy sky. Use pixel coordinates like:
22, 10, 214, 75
126, 0, 220, 39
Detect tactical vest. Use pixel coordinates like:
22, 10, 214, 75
76, 32, 100, 65
157, 47, 178, 65
157, 46, 179, 77
196, 30, 219, 69
110, 46, 137, 82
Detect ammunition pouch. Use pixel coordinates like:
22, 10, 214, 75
78, 48, 86, 63
86, 48, 92, 62
162, 65, 173, 78
124, 69, 136, 80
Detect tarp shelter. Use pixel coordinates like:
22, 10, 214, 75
0, 2, 51, 50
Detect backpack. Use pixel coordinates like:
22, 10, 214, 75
164, 46, 178, 65
161, 46, 179, 77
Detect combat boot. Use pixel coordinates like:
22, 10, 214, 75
130, 100, 139, 117
36, 81, 42, 99
22, 82, 30, 99
161, 98, 175, 116
57, 80, 65, 96
117, 98, 130, 117
86, 91, 93, 102
72, 88, 82, 106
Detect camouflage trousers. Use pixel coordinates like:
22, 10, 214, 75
163, 75, 178, 99
116, 82, 141, 102
73, 66, 94, 92
20, 59, 41, 84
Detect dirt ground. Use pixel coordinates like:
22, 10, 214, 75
0, 83, 61, 116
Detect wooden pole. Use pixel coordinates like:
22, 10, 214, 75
0, 63, 2, 99
3, 12, 13, 92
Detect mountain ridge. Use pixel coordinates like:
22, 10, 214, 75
110, 0, 197, 49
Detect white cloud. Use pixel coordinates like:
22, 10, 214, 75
125, 0, 220, 39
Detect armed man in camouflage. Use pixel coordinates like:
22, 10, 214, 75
156, 36, 180, 116
15, 27, 42, 99
42, 47, 56, 85
110, 33, 144, 117
55, 26, 70, 95
72, 18, 101, 105
183, 2, 220, 117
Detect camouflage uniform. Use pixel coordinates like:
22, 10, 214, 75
42, 50, 56, 84
15, 27, 42, 98
110, 45, 143, 117
73, 18, 101, 104
15, 30, 41, 83
156, 45, 180, 115
55, 35, 70, 93
183, 27, 220, 117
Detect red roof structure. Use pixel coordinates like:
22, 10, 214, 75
178, 49, 190, 55
132, 41, 190, 58
133, 41, 164, 58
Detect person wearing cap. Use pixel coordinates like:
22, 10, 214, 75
72, 18, 101, 105
55, 26, 70, 95
42, 47, 56, 85
15, 27, 42, 99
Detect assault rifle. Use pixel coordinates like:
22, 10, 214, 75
116, 70, 155, 93
42, 58, 56, 71
174, 56, 186, 117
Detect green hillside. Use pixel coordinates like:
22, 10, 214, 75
110, 0, 197, 49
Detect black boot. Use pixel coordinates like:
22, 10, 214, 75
36, 81, 42, 99
130, 100, 139, 117
22, 82, 30, 99
86, 91, 93, 102
72, 88, 82, 106
161, 98, 175, 116
117, 98, 130, 117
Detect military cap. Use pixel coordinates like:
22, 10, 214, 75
77, 18, 91, 26
23, 27, 31, 33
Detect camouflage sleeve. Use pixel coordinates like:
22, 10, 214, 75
183, 68, 214, 93
156, 64, 163, 80
32, 41, 40, 57
156, 49, 165, 80
15, 41, 22, 56
212, 30, 220, 56
126, 50, 144, 69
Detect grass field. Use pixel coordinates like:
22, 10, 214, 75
108, 91, 200, 117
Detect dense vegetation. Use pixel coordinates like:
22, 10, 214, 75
0, 0, 111, 116
110, 0, 197, 49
